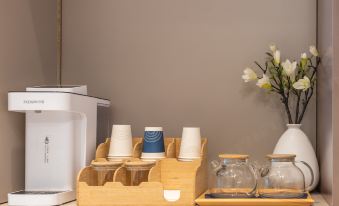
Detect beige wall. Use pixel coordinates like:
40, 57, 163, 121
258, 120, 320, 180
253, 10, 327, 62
0, 0, 57, 203
332, 0, 339, 205
317, 0, 339, 205
61, 0, 317, 163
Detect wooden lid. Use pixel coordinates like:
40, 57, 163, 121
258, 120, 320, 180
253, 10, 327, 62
266, 154, 296, 160
218, 154, 249, 160
209, 188, 254, 194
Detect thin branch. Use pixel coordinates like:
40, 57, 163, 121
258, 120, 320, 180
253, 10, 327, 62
316, 57, 321, 65
295, 91, 301, 123
255, 61, 266, 73
291, 89, 298, 95
271, 84, 280, 91
276, 66, 293, 124
271, 60, 279, 71
297, 87, 314, 124
272, 75, 280, 86
281, 93, 293, 124
265, 62, 269, 73
308, 58, 314, 67
266, 52, 273, 57
287, 77, 292, 98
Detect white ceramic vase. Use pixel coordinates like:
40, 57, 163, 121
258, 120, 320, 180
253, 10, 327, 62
273, 124, 319, 191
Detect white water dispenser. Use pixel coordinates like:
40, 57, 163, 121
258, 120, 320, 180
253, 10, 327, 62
7, 85, 110, 205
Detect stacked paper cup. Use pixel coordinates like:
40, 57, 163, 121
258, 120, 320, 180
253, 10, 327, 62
107, 125, 133, 161
178, 127, 202, 161
141, 127, 166, 161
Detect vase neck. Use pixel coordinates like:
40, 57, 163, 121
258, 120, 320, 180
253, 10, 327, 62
287, 124, 302, 129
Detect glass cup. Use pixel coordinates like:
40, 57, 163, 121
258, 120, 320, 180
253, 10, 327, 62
124, 161, 155, 186
91, 159, 123, 186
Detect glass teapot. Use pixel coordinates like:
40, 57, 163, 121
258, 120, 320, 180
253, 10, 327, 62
258, 154, 314, 198
209, 154, 257, 198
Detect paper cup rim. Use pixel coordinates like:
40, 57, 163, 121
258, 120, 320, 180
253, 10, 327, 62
141, 152, 165, 159
183, 127, 200, 129
112, 124, 131, 128
145, 127, 163, 131
178, 156, 201, 159
178, 157, 201, 162
107, 155, 132, 158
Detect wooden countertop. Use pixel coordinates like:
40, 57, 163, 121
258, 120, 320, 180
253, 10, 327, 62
0, 193, 329, 206
312, 193, 330, 206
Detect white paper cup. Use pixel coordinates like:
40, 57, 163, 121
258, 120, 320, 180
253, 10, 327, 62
107, 125, 133, 160
178, 127, 202, 161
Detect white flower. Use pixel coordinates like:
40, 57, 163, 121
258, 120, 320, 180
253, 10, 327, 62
273, 50, 281, 65
269, 44, 277, 53
301, 53, 308, 68
301, 53, 307, 59
309, 45, 319, 57
242, 68, 257, 82
282, 59, 297, 80
293, 76, 311, 91
256, 74, 272, 89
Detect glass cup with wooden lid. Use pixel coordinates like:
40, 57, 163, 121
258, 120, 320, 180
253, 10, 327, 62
209, 154, 257, 198
124, 160, 156, 186
258, 154, 314, 198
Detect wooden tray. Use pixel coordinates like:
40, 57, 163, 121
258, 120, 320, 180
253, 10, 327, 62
195, 191, 314, 206
77, 137, 208, 206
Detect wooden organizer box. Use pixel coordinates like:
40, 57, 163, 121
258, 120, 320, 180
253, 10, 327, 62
77, 137, 208, 206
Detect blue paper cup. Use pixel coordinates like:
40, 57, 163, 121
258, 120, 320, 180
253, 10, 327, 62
141, 127, 165, 160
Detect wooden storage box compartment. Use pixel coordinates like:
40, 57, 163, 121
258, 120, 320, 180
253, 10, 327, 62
77, 137, 208, 206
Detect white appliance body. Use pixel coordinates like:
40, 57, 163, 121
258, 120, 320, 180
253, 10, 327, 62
7, 86, 110, 205
25, 111, 82, 191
